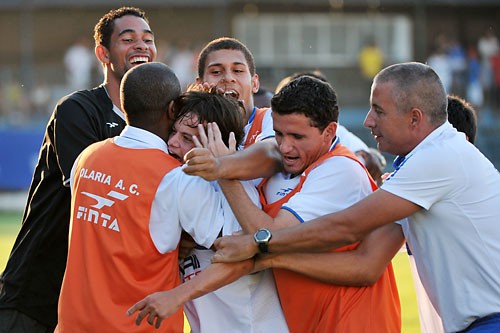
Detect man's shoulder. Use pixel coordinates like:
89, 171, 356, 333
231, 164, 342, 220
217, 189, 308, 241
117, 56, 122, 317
58, 86, 111, 112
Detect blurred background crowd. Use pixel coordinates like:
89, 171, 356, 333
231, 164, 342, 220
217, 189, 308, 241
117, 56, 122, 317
1, 0, 500, 190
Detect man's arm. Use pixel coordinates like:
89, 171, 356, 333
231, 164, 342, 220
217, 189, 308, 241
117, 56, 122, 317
218, 178, 301, 233
127, 260, 254, 329
255, 222, 405, 286
213, 189, 420, 262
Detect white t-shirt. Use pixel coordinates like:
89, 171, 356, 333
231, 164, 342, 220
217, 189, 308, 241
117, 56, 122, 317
182, 181, 288, 333
382, 121, 500, 332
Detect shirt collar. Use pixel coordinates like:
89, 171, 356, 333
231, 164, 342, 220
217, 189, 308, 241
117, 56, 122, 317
118, 125, 170, 154
389, 121, 451, 177
247, 106, 257, 125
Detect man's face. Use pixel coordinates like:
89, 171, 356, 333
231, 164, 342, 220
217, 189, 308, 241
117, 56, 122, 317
364, 81, 413, 156
198, 49, 259, 120
106, 15, 157, 82
167, 114, 199, 162
272, 112, 335, 177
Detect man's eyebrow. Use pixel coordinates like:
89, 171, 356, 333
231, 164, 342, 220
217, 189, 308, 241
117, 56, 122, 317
207, 61, 246, 68
118, 29, 154, 36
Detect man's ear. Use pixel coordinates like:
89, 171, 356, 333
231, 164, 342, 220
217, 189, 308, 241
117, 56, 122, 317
95, 45, 110, 64
324, 121, 338, 141
409, 107, 424, 127
251, 74, 260, 94
167, 100, 176, 121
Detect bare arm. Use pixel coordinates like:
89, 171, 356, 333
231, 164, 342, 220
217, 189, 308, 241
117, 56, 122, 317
213, 189, 420, 262
255, 222, 405, 286
127, 260, 254, 329
217, 178, 300, 233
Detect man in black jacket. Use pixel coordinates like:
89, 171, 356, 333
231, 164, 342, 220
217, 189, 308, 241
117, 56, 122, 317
0, 7, 157, 332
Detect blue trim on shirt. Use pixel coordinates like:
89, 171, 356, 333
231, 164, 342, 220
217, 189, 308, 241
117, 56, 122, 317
247, 106, 257, 124
386, 153, 412, 181
329, 136, 340, 151
281, 206, 304, 223
260, 135, 275, 141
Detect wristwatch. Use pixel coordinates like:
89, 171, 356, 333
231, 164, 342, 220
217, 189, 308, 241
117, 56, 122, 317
253, 228, 272, 254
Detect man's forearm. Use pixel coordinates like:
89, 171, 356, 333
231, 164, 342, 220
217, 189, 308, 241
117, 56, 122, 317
219, 140, 282, 180
127, 260, 255, 325
218, 179, 275, 233
259, 223, 405, 286
183, 260, 254, 300
267, 190, 418, 255
214, 187, 418, 264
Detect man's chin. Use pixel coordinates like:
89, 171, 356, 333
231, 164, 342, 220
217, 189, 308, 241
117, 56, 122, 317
284, 166, 303, 178
169, 153, 183, 163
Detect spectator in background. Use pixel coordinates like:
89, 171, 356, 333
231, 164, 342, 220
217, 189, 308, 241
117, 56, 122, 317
490, 49, 500, 111
447, 38, 467, 96
253, 87, 274, 108
466, 46, 484, 110
64, 35, 96, 91
478, 29, 499, 106
169, 40, 196, 92
30, 80, 52, 120
358, 37, 384, 81
427, 45, 453, 93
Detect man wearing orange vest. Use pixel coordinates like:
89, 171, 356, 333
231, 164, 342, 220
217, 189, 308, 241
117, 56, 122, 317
131, 75, 401, 332
214, 75, 401, 332
56, 63, 231, 332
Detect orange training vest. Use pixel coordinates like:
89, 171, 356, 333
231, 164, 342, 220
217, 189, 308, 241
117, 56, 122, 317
57, 139, 184, 333
258, 144, 401, 333
244, 107, 269, 148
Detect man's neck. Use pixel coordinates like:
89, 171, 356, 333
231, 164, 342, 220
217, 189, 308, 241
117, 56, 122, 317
103, 80, 122, 112
245, 105, 256, 123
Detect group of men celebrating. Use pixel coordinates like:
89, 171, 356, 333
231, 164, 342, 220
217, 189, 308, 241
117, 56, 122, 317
0, 5, 499, 333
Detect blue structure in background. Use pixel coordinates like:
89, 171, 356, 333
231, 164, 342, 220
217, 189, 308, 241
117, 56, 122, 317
0, 128, 44, 190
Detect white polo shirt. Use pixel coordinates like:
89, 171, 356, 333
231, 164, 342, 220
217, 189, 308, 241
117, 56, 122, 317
382, 121, 500, 332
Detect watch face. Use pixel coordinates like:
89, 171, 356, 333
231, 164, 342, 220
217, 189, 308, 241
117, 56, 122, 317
255, 229, 270, 242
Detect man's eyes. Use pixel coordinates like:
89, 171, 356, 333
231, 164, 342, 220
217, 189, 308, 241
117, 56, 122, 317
182, 135, 193, 143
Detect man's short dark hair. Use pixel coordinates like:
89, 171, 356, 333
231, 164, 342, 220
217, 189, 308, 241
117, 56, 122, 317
121, 62, 180, 127
94, 7, 148, 49
271, 75, 339, 131
197, 37, 256, 78
172, 90, 245, 148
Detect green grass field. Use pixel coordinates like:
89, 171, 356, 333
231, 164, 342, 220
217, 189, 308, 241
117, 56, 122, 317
0, 211, 420, 332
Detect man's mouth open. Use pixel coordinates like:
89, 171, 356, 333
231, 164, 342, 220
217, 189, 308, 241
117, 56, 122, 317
130, 56, 150, 65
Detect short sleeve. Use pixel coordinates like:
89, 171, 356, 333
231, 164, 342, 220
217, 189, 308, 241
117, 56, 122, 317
149, 169, 225, 253
175, 172, 225, 248
381, 150, 459, 210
